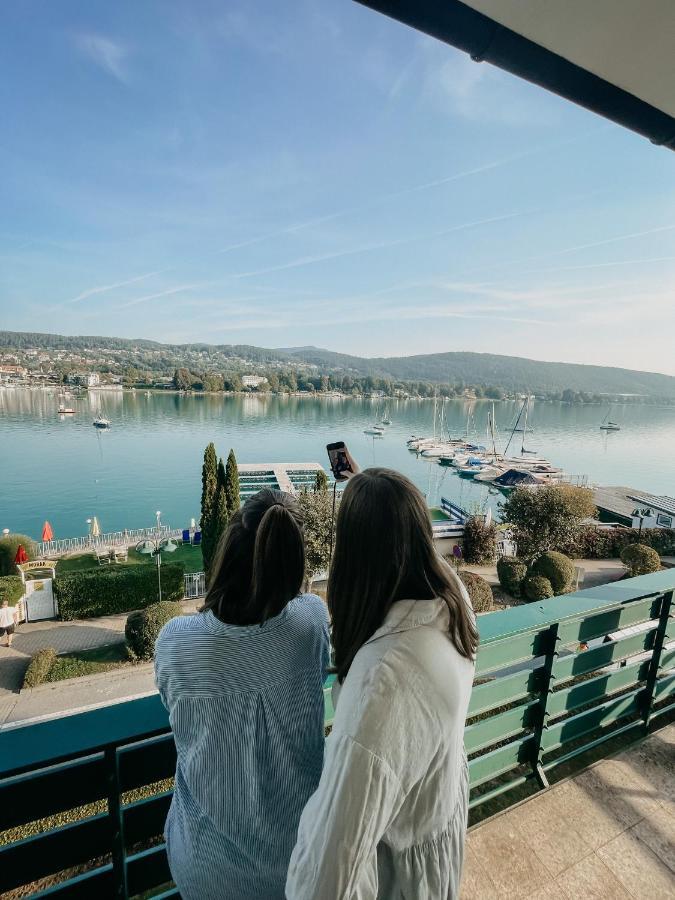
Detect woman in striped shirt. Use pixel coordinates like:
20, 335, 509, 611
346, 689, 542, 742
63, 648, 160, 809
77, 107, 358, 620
155, 489, 329, 900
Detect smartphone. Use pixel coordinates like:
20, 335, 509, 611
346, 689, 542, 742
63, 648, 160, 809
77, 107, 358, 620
327, 441, 355, 481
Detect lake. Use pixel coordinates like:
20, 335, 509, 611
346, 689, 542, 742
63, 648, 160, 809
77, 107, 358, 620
2, 388, 674, 541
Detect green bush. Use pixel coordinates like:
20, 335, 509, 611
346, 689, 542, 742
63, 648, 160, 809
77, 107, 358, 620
55, 562, 185, 620
23, 648, 57, 688
496, 557, 528, 597
572, 527, 675, 560
620, 543, 661, 577
0, 534, 36, 576
523, 575, 554, 602
531, 551, 576, 594
0, 576, 24, 604
125, 601, 183, 661
459, 571, 494, 613
462, 516, 497, 564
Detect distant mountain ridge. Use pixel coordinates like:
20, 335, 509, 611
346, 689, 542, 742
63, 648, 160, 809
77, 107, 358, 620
278, 346, 675, 398
1, 331, 674, 398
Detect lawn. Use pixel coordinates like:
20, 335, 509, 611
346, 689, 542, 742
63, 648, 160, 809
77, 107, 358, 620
46, 643, 131, 682
57, 543, 204, 574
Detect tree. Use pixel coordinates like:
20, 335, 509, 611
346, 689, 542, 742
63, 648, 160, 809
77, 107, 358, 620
224, 449, 240, 517
500, 484, 596, 562
314, 469, 329, 493
212, 459, 229, 562
173, 367, 192, 391
200, 443, 218, 574
297, 489, 339, 580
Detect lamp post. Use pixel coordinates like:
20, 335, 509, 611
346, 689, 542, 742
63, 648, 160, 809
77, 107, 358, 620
136, 511, 177, 602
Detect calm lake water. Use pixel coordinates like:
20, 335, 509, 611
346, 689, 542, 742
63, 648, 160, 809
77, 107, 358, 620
2, 388, 674, 541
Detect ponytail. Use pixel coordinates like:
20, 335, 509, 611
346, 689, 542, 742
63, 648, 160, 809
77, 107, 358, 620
251, 503, 305, 622
203, 488, 306, 626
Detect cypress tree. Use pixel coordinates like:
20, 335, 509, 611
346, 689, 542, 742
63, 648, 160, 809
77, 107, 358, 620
210, 459, 229, 576
200, 442, 218, 574
314, 469, 329, 493
225, 449, 240, 517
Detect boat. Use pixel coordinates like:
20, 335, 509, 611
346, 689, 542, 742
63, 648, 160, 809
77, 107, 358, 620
382, 418, 392, 425
93, 416, 111, 429
600, 409, 620, 431
364, 426, 383, 436
58, 404, 75, 415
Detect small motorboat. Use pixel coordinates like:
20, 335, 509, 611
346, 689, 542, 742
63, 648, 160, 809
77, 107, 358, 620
93, 416, 111, 429
58, 405, 75, 415
600, 422, 621, 431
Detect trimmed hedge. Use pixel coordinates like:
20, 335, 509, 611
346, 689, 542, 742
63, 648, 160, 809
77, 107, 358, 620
0, 576, 24, 605
0, 534, 35, 576
620, 543, 661, 577
570, 526, 675, 560
459, 572, 494, 613
55, 562, 185, 620
462, 517, 497, 565
523, 575, 554, 602
496, 557, 528, 598
531, 551, 575, 594
23, 648, 57, 688
126, 601, 183, 661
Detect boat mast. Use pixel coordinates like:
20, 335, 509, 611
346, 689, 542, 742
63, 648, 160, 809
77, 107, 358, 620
521, 397, 529, 455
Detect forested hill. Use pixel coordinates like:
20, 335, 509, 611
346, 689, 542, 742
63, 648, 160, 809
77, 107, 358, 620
2, 330, 674, 399
280, 347, 675, 398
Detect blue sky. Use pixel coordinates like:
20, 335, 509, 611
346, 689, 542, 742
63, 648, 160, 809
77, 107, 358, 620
1, 0, 674, 373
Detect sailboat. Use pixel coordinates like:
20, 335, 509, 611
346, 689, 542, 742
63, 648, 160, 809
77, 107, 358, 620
600, 409, 621, 431
57, 393, 75, 415
381, 403, 392, 426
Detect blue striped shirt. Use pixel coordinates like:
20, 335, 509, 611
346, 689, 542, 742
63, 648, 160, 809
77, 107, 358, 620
155, 595, 330, 900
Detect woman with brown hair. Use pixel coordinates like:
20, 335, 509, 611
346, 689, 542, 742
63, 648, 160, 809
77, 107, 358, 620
155, 488, 329, 900
287, 468, 477, 899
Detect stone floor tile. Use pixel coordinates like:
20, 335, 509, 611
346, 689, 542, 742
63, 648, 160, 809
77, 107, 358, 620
630, 803, 675, 873
460, 842, 499, 899
468, 816, 551, 898
597, 829, 675, 899
525, 884, 563, 899
556, 855, 632, 900
548, 779, 630, 851
574, 761, 651, 830
508, 787, 590, 877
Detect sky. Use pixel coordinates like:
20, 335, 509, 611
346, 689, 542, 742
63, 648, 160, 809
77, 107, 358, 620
1, 0, 674, 374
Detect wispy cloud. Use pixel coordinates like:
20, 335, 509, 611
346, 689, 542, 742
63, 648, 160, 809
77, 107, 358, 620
117, 285, 196, 310
72, 33, 130, 83
62, 271, 164, 306
232, 211, 526, 279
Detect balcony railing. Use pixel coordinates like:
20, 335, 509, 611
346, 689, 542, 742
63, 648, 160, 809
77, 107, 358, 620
0, 570, 672, 898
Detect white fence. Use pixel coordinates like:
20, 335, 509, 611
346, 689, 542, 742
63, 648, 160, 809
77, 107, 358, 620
184, 572, 206, 600
37, 526, 182, 559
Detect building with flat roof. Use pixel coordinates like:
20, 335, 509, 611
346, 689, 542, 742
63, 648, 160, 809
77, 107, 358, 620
593, 485, 675, 529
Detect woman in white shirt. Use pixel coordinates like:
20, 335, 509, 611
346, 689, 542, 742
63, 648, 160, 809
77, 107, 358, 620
287, 468, 477, 900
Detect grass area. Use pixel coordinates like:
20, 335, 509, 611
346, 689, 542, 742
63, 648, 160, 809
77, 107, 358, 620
56, 542, 203, 574
46, 643, 131, 682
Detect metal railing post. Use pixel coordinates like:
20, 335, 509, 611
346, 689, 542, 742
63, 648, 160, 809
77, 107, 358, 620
530, 622, 559, 789
105, 746, 128, 899
641, 590, 673, 730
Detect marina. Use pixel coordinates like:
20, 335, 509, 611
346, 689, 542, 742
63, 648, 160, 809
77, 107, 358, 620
1, 388, 674, 540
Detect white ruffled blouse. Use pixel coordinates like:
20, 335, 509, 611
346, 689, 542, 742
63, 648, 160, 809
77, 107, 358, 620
286, 594, 475, 900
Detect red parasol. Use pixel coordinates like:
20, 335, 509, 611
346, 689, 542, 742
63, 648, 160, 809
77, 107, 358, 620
15, 545, 28, 565
42, 521, 54, 542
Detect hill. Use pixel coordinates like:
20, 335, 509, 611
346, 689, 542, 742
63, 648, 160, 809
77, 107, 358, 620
279, 347, 675, 398
1, 331, 674, 399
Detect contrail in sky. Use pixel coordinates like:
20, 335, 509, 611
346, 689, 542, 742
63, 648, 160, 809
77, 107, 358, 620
63, 270, 166, 305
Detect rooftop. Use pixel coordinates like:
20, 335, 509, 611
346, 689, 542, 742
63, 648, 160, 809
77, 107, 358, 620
593, 486, 675, 522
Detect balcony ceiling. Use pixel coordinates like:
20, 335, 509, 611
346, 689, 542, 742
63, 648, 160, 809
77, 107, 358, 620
356, 0, 675, 149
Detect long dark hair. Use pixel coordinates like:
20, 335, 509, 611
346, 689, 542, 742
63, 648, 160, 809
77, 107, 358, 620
328, 468, 478, 681
202, 488, 305, 626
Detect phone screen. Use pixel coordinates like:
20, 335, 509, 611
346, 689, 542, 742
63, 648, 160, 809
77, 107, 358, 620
327, 441, 354, 481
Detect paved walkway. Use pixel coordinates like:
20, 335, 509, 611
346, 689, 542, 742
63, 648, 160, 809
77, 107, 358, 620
464, 558, 627, 600
0, 601, 199, 724
461, 724, 675, 899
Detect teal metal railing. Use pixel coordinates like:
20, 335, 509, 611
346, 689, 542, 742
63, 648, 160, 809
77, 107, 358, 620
0, 570, 672, 898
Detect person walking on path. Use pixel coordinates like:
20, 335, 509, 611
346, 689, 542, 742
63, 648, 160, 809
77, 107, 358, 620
0, 600, 18, 648
155, 488, 329, 900
287, 468, 478, 900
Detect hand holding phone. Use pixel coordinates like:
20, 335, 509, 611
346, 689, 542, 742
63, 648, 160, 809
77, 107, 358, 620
327, 442, 359, 481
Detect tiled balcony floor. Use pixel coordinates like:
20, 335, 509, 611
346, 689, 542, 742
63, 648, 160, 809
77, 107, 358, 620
461, 724, 675, 899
